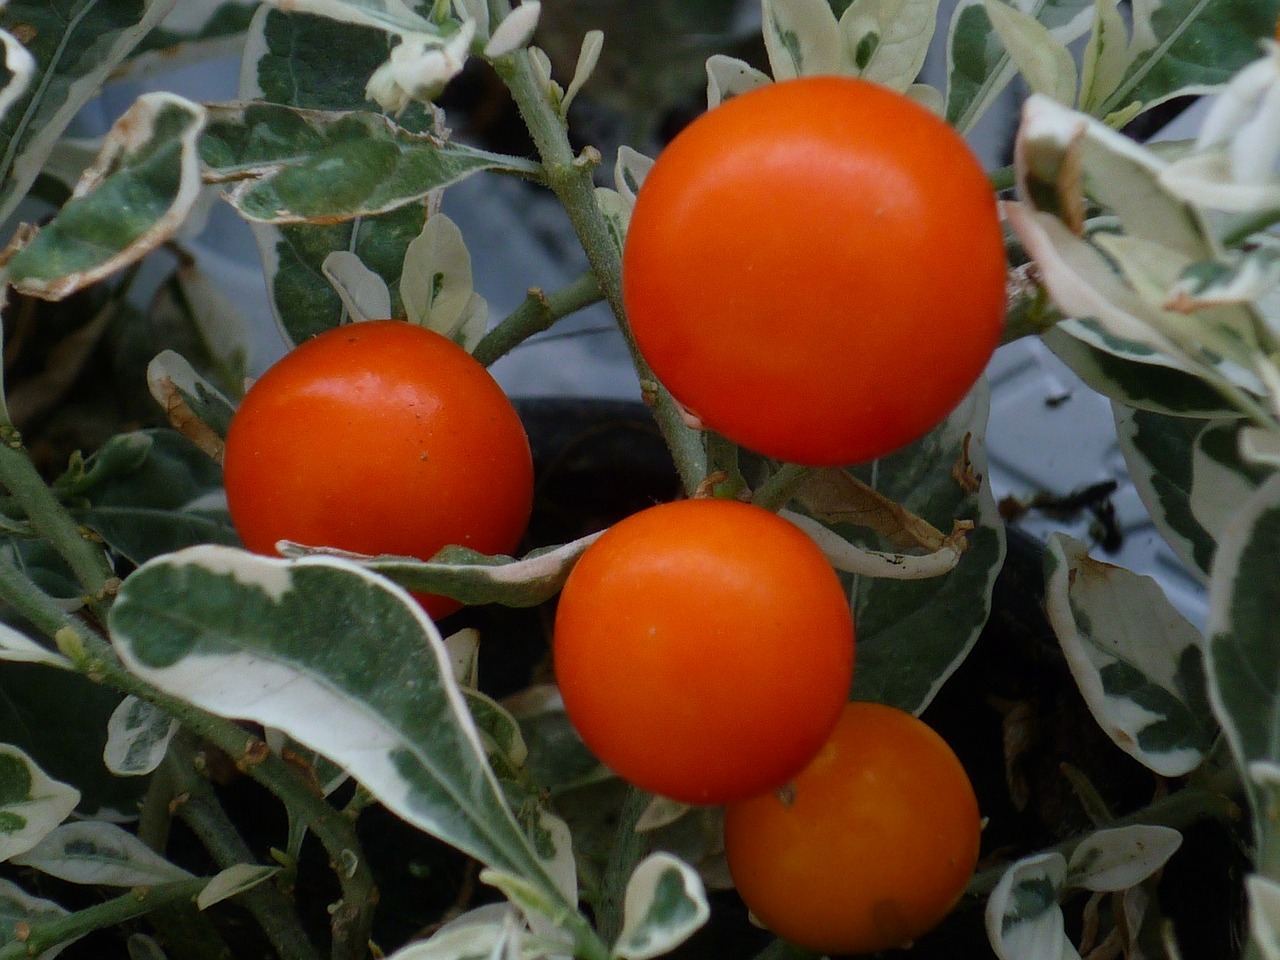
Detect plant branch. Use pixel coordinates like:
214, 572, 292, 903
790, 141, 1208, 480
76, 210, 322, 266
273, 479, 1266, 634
595, 785, 652, 946
484, 14, 706, 494
0, 430, 114, 615
0, 555, 377, 960
167, 735, 324, 960
473, 272, 604, 367
0, 878, 210, 960
751, 463, 813, 512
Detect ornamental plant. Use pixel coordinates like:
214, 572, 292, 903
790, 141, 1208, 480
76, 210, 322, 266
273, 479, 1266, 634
0, 1, 1273, 960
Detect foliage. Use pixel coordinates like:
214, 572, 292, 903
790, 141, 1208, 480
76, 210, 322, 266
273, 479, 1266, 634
0, 0, 1271, 959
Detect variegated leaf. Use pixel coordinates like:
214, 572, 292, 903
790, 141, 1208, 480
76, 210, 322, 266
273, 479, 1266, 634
1043, 533, 1214, 777
0, 745, 79, 861
11, 821, 193, 886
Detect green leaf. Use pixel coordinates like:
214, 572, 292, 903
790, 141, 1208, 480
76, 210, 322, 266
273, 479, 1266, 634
196, 863, 280, 910
846, 381, 1006, 714
0, 744, 79, 861
1096, 0, 1280, 119
282, 533, 601, 610
1044, 326, 1238, 418
400, 212, 488, 350
1043, 533, 1215, 777
0, 878, 67, 958
67, 429, 238, 565
983, 0, 1077, 105
8, 93, 207, 301
103, 696, 178, 777
839, 0, 941, 91
0, 0, 178, 225
1206, 474, 1280, 835
108, 547, 568, 903
945, 0, 1093, 132
1116, 408, 1270, 580
612, 854, 710, 960
11, 821, 193, 886
984, 851, 1080, 960
1065, 824, 1182, 892
761, 0, 842, 80
202, 102, 537, 225
236, 8, 445, 344
0, 664, 142, 819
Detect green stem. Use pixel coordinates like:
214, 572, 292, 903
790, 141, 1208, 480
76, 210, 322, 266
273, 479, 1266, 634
595, 786, 652, 946
167, 736, 324, 960
966, 784, 1241, 897
473, 272, 604, 367
704, 432, 746, 499
0, 878, 210, 960
751, 463, 813, 512
484, 10, 706, 495
0, 556, 377, 960
0, 432, 113, 614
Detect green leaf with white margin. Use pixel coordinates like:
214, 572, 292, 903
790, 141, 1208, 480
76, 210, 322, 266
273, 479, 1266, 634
1043, 533, 1215, 777
108, 547, 572, 906
844, 381, 1006, 714
761, 0, 841, 80
0, 623, 71, 669
11, 821, 193, 885
1093, 0, 1280, 121
147, 351, 236, 442
196, 863, 280, 910
1065, 824, 1182, 891
839, 0, 940, 91
557, 25, 600, 116
612, 854, 709, 960
704, 55, 771, 109
983, 0, 1077, 105
0, 745, 79, 861
1015, 95, 1213, 260
614, 146, 653, 208
104, 696, 178, 777
257, 0, 440, 36
384, 905, 531, 960
281, 532, 603, 610
0, 878, 68, 959
322, 252, 393, 321
1078, 0, 1150, 115
1206, 473, 1280, 837
236, 6, 446, 344
1044, 326, 1239, 418
1116, 408, 1271, 581
945, 0, 1094, 132
467, 689, 530, 778
203, 103, 539, 226
8, 93, 206, 301
985, 851, 1081, 960
401, 212, 488, 351
1171, 246, 1280, 310
0, 0, 178, 226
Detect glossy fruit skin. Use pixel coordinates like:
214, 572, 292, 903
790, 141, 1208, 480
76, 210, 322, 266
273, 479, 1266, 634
223, 320, 533, 619
553, 498, 855, 805
724, 701, 981, 954
622, 76, 1006, 467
